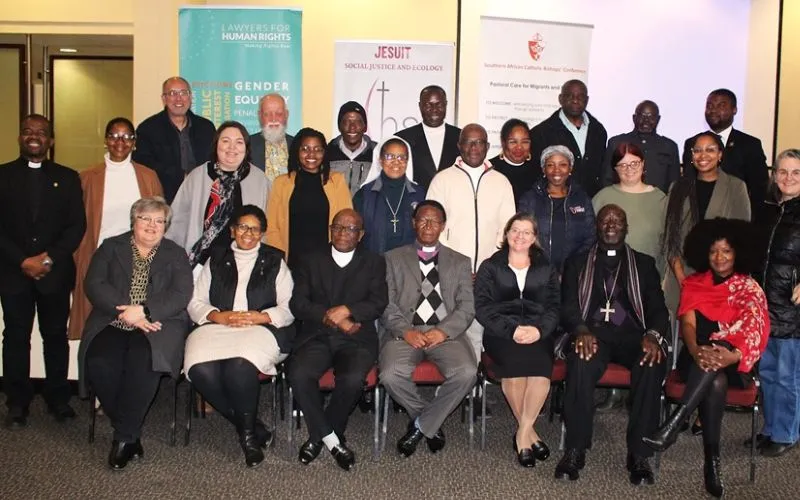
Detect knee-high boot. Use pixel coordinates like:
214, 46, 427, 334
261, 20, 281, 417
642, 370, 718, 452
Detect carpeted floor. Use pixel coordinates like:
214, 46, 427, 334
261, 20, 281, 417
1, 381, 797, 499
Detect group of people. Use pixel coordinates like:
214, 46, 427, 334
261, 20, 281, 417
1, 75, 798, 499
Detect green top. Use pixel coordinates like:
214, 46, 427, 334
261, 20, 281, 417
592, 184, 667, 275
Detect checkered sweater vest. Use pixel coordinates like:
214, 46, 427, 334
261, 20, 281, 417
412, 253, 448, 325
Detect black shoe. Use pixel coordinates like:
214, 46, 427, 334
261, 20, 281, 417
744, 433, 770, 449
47, 403, 76, 423
626, 454, 655, 486
235, 413, 264, 468
130, 439, 144, 460
108, 440, 138, 471
397, 421, 425, 457
3, 407, 28, 429
298, 440, 323, 465
254, 419, 274, 449
704, 449, 724, 498
760, 440, 798, 457
426, 429, 445, 453
392, 400, 407, 414
595, 389, 625, 413
513, 437, 535, 468
554, 448, 585, 480
330, 443, 355, 471
531, 440, 550, 461
358, 392, 374, 413
691, 419, 703, 436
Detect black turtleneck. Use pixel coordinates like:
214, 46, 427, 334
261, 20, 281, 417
490, 155, 538, 207
288, 169, 330, 268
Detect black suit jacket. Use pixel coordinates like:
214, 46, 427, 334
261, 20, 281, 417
682, 129, 768, 218
530, 110, 608, 197
0, 157, 85, 295
132, 109, 216, 203
395, 123, 461, 189
249, 132, 295, 172
289, 246, 388, 354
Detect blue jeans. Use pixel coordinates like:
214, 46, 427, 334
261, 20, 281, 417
760, 337, 800, 444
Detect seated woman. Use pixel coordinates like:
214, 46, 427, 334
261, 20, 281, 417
643, 218, 769, 498
167, 120, 270, 271
78, 197, 193, 471
353, 136, 425, 254
518, 145, 595, 273
184, 205, 295, 468
474, 213, 560, 468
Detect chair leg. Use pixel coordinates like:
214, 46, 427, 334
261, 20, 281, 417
381, 387, 390, 452
184, 382, 192, 446
750, 404, 759, 482
271, 377, 279, 433
170, 377, 178, 447
88, 392, 96, 444
559, 421, 566, 451
278, 370, 286, 421
468, 385, 474, 449
481, 378, 488, 451
287, 386, 294, 450
372, 386, 381, 461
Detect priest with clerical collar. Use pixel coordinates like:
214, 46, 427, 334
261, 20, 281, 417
556, 204, 669, 486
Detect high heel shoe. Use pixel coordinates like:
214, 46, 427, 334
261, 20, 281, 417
513, 436, 535, 468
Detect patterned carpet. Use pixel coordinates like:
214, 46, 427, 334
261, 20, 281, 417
1, 381, 797, 500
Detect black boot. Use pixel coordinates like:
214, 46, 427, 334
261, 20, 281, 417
703, 444, 724, 498
643, 370, 718, 452
595, 389, 625, 413
236, 412, 265, 468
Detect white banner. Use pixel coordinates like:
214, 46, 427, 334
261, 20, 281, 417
479, 17, 593, 157
333, 40, 455, 142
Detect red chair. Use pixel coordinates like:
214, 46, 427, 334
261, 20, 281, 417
287, 365, 381, 460
381, 359, 477, 454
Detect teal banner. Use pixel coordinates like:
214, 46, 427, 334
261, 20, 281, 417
179, 7, 302, 134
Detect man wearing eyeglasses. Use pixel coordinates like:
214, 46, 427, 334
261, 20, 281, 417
0, 114, 86, 428
288, 209, 388, 471
133, 76, 216, 203
379, 200, 476, 457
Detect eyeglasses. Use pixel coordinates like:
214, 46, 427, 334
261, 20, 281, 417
615, 160, 643, 171
136, 215, 166, 226
107, 132, 135, 142
776, 168, 800, 180
163, 89, 191, 98
415, 218, 443, 228
383, 153, 408, 163
691, 146, 720, 154
508, 228, 534, 237
234, 223, 262, 234
300, 145, 324, 154
330, 224, 361, 234
460, 139, 488, 148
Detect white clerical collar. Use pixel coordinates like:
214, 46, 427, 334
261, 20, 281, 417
331, 246, 355, 268
28, 161, 42, 169
606, 250, 617, 257
422, 245, 437, 253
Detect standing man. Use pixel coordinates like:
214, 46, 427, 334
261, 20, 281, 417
530, 79, 608, 197
250, 93, 294, 182
682, 89, 769, 220
396, 85, 461, 189
288, 209, 388, 471
602, 100, 680, 193
327, 101, 377, 195
0, 114, 86, 428
133, 76, 216, 203
427, 124, 516, 359
380, 200, 477, 457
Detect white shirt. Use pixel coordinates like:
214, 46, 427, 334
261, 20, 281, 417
712, 124, 733, 147
332, 247, 355, 267
422, 123, 446, 170
509, 264, 529, 292
99, 153, 140, 246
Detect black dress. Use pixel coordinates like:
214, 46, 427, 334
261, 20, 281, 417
475, 248, 560, 378
288, 169, 330, 269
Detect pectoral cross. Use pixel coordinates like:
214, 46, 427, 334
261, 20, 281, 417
600, 300, 615, 322
390, 216, 399, 233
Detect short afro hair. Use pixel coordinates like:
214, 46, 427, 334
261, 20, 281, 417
683, 218, 759, 275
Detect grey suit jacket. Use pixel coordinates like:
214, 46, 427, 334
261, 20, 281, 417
249, 132, 294, 172
382, 244, 475, 341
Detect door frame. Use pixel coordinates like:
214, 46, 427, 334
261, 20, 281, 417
0, 44, 28, 130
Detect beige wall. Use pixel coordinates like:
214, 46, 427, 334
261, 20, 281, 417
0, 47, 22, 160
777, 0, 800, 157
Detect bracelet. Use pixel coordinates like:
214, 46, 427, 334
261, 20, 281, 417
644, 330, 668, 352
142, 304, 152, 322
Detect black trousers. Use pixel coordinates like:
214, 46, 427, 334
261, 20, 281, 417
1, 287, 71, 409
188, 357, 261, 421
288, 336, 375, 442
85, 326, 162, 442
563, 334, 667, 457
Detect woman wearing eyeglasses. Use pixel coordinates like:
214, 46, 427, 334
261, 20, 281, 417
266, 127, 352, 269
184, 205, 295, 467
592, 142, 667, 275
70, 117, 163, 341
167, 121, 271, 273
353, 136, 425, 255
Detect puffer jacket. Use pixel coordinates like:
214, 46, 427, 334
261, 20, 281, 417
762, 196, 800, 339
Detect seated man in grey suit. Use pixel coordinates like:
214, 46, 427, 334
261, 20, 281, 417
379, 199, 477, 457
250, 93, 294, 181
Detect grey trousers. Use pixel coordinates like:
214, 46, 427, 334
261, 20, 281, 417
379, 336, 476, 437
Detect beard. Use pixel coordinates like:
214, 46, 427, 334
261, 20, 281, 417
261, 122, 286, 144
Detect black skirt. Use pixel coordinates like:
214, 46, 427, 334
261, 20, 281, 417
483, 334, 554, 379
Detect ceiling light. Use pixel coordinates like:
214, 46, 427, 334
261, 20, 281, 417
59, 48, 78, 53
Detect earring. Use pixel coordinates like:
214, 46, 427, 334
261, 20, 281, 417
499, 152, 505, 161
526, 154, 532, 161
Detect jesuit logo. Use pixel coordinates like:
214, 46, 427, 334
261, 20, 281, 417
528, 33, 546, 61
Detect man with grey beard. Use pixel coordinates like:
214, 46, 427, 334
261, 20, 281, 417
250, 93, 294, 181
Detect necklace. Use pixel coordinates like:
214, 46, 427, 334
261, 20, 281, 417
384, 183, 407, 233
600, 263, 622, 322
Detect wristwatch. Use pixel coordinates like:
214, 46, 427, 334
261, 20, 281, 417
645, 330, 668, 353
42, 257, 53, 267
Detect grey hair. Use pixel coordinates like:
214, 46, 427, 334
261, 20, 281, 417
129, 196, 173, 231
540, 145, 575, 168
770, 148, 800, 200
776, 148, 800, 164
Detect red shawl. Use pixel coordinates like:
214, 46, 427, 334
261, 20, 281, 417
678, 271, 770, 372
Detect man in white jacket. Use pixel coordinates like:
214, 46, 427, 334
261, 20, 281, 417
426, 123, 516, 360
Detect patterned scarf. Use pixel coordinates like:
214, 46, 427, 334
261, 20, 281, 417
112, 237, 159, 331
188, 162, 249, 267
577, 244, 645, 327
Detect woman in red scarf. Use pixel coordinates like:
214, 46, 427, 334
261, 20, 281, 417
643, 218, 769, 498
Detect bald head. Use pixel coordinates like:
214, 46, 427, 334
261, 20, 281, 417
161, 76, 192, 119
633, 100, 660, 134
259, 93, 288, 142
558, 80, 588, 120
596, 204, 628, 249
458, 124, 489, 168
